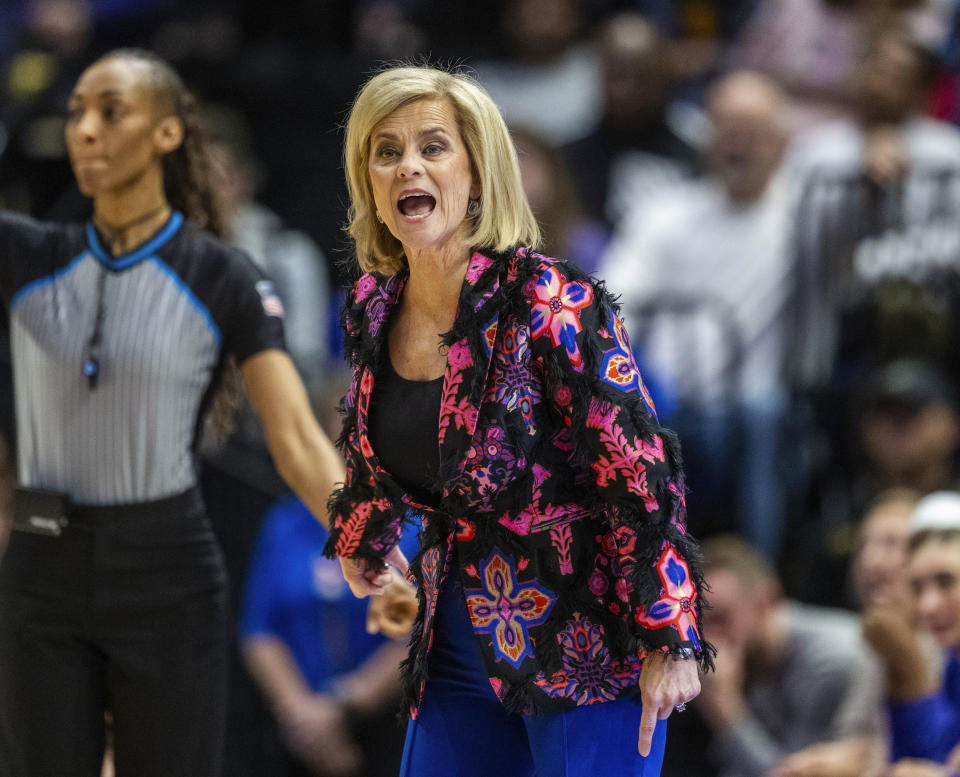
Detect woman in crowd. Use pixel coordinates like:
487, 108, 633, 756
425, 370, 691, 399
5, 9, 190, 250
325, 64, 709, 777
0, 49, 343, 777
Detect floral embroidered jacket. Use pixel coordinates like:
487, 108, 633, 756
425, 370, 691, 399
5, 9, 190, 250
324, 246, 712, 717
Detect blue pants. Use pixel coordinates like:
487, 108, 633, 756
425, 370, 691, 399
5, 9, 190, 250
399, 563, 667, 777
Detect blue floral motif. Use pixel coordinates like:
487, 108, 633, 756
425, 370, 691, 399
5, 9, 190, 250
487, 321, 540, 435
463, 427, 524, 508
599, 310, 657, 418
464, 551, 555, 669
365, 274, 404, 338
534, 614, 642, 704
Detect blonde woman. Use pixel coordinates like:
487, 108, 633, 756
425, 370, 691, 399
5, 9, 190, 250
326, 65, 710, 777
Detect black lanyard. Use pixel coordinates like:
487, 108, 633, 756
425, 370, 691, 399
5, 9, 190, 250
84, 204, 169, 390
82, 263, 108, 390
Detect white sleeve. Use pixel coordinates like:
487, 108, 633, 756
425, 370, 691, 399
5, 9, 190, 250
597, 197, 675, 329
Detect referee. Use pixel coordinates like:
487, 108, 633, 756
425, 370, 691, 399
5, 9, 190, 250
0, 49, 343, 777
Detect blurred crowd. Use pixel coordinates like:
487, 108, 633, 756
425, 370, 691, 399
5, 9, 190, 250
5, 0, 960, 776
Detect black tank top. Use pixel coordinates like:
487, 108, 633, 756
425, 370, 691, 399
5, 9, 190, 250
367, 353, 444, 507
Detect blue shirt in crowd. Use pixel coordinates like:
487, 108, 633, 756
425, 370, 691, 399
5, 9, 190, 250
239, 495, 420, 692
890, 651, 960, 764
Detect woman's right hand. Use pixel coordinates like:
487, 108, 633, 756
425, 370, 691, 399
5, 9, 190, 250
339, 545, 410, 598
338, 556, 393, 597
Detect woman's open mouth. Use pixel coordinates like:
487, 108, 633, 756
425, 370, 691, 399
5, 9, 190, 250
397, 191, 436, 220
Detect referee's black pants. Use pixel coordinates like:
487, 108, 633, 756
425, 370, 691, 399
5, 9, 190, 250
0, 488, 228, 777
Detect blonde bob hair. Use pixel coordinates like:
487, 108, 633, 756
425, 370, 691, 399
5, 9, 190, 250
344, 65, 541, 275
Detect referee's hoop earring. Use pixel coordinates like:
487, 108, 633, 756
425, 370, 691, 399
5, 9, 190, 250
466, 198, 480, 218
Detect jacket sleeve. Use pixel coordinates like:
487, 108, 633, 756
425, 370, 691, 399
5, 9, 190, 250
322, 280, 404, 565
323, 400, 404, 563
525, 258, 710, 663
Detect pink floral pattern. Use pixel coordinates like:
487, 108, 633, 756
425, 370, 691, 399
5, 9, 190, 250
528, 266, 593, 371
589, 521, 640, 614
342, 366, 361, 410
354, 274, 377, 303
669, 481, 688, 535
487, 320, 539, 436
589, 419, 664, 512
363, 274, 403, 338
447, 340, 473, 370
551, 524, 574, 575
438, 352, 478, 445
465, 252, 494, 284
463, 427, 523, 510
553, 384, 572, 407
499, 500, 586, 536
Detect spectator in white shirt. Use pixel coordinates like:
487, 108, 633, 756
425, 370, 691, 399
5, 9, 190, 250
598, 70, 795, 558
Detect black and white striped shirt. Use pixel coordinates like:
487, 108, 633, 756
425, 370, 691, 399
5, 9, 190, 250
0, 210, 285, 505
789, 117, 960, 387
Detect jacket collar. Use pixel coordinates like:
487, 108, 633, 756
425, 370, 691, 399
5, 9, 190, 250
352, 248, 508, 507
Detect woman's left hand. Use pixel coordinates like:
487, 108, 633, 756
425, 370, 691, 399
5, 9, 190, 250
637, 650, 700, 756
366, 567, 419, 639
